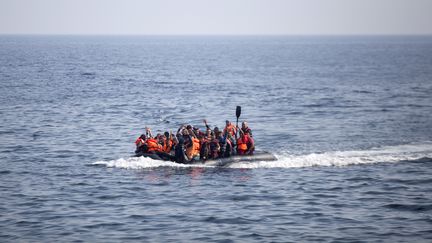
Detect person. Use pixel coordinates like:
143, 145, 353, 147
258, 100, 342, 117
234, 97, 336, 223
199, 131, 209, 160
236, 130, 254, 155
241, 121, 252, 137
136, 117, 256, 161
223, 120, 236, 155
217, 129, 233, 158
214, 127, 221, 137
176, 127, 199, 163
162, 131, 173, 154
145, 127, 154, 138
144, 128, 162, 153
209, 133, 221, 159
223, 120, 237, 138
135, 134, 147, 154
174, 136, 187, 163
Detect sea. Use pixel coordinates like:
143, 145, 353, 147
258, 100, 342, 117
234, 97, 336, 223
1, 35, 432, 242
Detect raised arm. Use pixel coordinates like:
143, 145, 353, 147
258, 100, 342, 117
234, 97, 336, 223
203, 119, 211, 130
145, 127, 153, 138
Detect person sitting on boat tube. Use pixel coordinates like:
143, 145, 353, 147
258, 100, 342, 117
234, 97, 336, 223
209, 133, 221, 159
183, 127, 200, 161
223, 120, 237, 141
144, 128, 163, 153
162, 131, 174, 154
237, 130, 254, 155
135, 134, 147, 154
241, 121, 253, 137
223, 120, 237, 156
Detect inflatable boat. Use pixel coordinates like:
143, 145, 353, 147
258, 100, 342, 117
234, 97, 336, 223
134, 150, 277, 167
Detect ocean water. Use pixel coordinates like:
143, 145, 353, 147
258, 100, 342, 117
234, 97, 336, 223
1, 35, 432, 242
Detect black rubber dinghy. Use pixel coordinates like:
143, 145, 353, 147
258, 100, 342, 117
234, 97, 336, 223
134, 151, 277, 167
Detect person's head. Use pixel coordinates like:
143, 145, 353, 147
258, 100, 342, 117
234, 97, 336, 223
206, 128, 211, 136
140, 134, 146, 140
182, 129, 189, 136
242, 121, 248, 129
164, 131, 170, 138
186, 125, 192, 130
225, 120, 230, 126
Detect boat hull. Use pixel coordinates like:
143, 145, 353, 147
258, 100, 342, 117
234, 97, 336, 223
134, 151, 277, 166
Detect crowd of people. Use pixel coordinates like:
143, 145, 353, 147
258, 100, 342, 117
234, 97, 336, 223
135, 120, 255, 163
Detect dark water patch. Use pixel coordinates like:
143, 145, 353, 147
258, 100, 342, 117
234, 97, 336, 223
363, 190, 396, 196
48, 164, 72, 169
96, 194, 123, 200
119, 236, 150, 241
328, 203, 346, 208
14, 220, 40, 227
327, 186, 344, 191
383, 203, 432, 212
191, 236, 214, 241
0, 130, 15, 135
228, 195, 251, 201
353, 90, 373, 94
4, 145, 27, 153
81, 72, 96, 76
385, 178, 432, 185
70, 182, 90, 186
0, 170, 12, 175
405, 157, 432, 163
239, 233, 266, 240
346, 176, 374, 182
83, 222, 123, 229
128, 214, 149, 221
203, 216, 259, 225
311, 193, 338, 199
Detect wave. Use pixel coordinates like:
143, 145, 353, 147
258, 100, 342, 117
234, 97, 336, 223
231, 142, 432, 169
92, 142, 432, 170
92, 156, 213, 169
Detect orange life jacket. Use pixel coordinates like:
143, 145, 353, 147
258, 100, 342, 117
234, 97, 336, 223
146, 138, 162, 152
224, 124, 236, 136
193, 137, 200, 156
186, 137, 200, 159
162, 139, 173, 153
237, 137, 248, 151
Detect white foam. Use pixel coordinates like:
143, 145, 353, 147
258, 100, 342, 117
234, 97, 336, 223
92, 142, 432, 170
93, 156, 212, 169
230, 142, 432, 169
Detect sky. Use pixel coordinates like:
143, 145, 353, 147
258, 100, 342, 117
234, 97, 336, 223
1, 0, 432, 35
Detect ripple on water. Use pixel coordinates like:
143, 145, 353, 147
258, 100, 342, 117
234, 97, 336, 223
383, 203, 432, 212
203, 216, 261, 225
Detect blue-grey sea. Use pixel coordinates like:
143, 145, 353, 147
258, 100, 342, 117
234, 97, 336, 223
1, 36, 432, 242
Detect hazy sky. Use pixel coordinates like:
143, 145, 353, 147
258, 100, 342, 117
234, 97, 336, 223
1, 0, 431, 35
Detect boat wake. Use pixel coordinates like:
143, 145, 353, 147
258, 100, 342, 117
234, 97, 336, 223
92, 156, 213, 169
92, 142, 432, 170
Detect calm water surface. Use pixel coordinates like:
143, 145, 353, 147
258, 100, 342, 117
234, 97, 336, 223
1, 36, 432, 242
